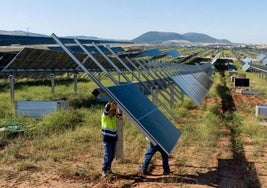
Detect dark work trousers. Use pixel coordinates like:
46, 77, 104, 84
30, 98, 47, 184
141, 142, 170, 173
102, 140, 116, 172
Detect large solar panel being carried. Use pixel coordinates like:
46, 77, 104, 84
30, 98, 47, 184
107, 83, 182, 154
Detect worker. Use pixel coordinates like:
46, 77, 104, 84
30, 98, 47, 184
101, 100, 122, 176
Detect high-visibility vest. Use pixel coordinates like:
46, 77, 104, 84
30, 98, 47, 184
101, 113, 117, 138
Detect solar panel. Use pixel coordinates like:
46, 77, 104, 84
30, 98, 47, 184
244, 62, 267, 73
48, 45, 125, 54
165, 49, 180, 58
242, 63, 250, 72
241, 57, 252, 64
256, 54, 266, 62
210, 52, 220, 65
2, 48, 81, 73
234, 78, 250, 87
107, 83, 182, 154
141, 48, 161, 56
1, 47, 131, 75
0, 52, 17, 71
191, 72, 213, 91
171, 72, 211, 106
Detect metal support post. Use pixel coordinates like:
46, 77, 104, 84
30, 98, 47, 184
9, 75, 15, 102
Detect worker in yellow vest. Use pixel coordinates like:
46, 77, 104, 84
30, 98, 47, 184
101, 100, 122, 176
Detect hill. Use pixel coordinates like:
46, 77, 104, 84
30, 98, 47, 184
0, 30, 231, 45
131, 31, 231, 44
0, 30, 130, 43
0, 30, 103, 40
0, 30, 47, 37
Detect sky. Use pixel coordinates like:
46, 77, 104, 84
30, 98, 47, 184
1, 0, 267, 44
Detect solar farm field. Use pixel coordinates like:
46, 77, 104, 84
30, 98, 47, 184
0, 47, 267, 187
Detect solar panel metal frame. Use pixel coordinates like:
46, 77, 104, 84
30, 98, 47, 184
51, 33, 182, 154
171, 72, 212, 106
138, 59, 182, 101
76, 40, 178, 120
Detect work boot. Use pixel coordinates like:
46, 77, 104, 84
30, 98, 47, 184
163, 171, 171, 175
101, 170, 107, 177
107, 169, 114, 175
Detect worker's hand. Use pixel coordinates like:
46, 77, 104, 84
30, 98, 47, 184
117, 107, 123, 115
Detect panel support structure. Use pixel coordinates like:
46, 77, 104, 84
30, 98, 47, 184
9, 75, 15, 102
74, 72, 78, 93
50, 73, 55, 96
115, 118, 123, 158
51, 33, 181, 155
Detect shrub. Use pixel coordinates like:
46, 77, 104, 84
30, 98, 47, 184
28, 109, 84, 136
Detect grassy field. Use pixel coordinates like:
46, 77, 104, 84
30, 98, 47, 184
0, 57, 267, 187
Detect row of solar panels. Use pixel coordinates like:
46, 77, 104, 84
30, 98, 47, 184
241, 57, 267, 73
231, 50, 267, 74
0, 34, 131, 46
256, 53, 267, 62
49, 33, 215, 155
2, 33, 215, 155
0, 47, 180, 76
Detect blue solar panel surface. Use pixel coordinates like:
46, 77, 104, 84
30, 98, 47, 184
0, 34, 131, 46
192, 72, 213, 91
165, 49, 180, 58
141, 49, 161, 56
171, 74, 209, 106
107, 83, 181, 154
48, 45, 125, 54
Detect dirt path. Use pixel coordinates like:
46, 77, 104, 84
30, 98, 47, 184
217, 86, 262, 187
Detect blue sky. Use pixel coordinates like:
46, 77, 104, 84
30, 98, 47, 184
1, 0, 267, 44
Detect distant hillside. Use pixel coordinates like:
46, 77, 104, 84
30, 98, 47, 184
0, 30, 47, 37
0, 30, 231, 44
0, 30, 128, 42
131, 31, 184, 44
63, 35, 102, 40
131, 31, 231, 44
182, 32, 231, 43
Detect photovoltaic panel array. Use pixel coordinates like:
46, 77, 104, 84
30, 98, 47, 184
0, 52, 16, 71
1, 32, 216, 154
242, 62, 267, 73
1, 48, 138, 75
107, 83, 182, 154
2, 48, 83, 74
48, 45, 125, 54
256, 54, 266, 62
0, 34, 131, 46
50, 33, 183, 154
